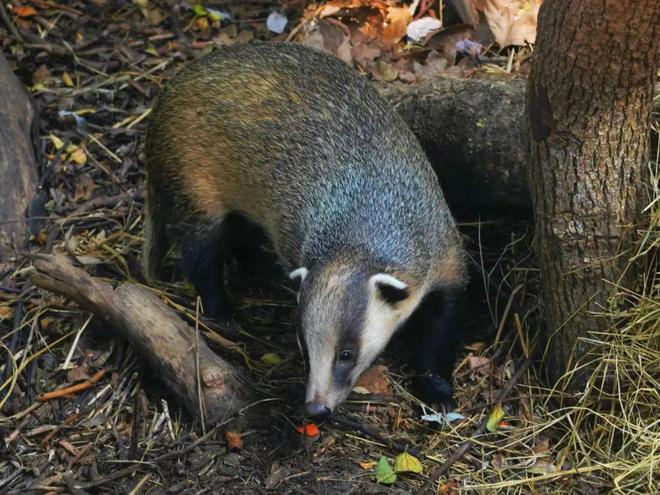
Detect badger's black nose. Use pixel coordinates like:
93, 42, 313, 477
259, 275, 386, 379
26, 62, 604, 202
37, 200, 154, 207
305, 401, 330, 418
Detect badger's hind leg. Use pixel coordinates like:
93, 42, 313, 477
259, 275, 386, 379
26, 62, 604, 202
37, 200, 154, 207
406, 288, 464, 410
180, 221, 232, 320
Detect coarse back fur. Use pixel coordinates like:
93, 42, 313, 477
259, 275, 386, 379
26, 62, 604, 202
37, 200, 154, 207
144, 42, 461, 283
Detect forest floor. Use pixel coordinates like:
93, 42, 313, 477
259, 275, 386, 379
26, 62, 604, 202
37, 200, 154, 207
1, 1, 658, 494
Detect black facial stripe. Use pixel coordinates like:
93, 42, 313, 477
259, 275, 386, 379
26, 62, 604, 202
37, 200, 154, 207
333, 270, 367, 387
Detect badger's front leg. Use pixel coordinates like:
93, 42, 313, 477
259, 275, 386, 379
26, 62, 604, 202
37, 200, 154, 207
180, 224, 232, 320
407, 288, 463, 410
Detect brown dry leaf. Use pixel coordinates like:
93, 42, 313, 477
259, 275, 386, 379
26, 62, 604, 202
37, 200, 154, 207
426, 24, 477, 65
382, 6, 410, 46
225, 431, 243, 450
479, 0, 541, 47
32, 65, 51, 86
372, 60, 398, 82
0, 306, 14, 319
464, 341, 486, 352
491, 453, 506, 469
319, 19, 353, 65
265, 462, 288, 489
439, 479, 460, 495
533, 437, 551, 455
467, 355, 491, 371
355, 364, 393, 395
73, 174, 95, 202
352, 42, 381, 66
67, 364, 91, 383
413, 50, 448, 81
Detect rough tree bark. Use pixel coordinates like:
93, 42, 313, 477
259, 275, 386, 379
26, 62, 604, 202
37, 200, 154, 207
0, 51, 38, 248
528, 0, 660, 387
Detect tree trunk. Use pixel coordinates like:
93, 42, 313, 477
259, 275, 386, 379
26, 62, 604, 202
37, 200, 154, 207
528, 0, 659, 388
379, 78, 530, 211
0, 51, 39, 248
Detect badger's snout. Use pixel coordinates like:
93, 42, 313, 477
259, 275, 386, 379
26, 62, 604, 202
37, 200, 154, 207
305, 401, 331, 418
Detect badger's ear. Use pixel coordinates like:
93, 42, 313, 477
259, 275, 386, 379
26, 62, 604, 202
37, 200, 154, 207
289, 267, 309, 292
370, 273, 409, 305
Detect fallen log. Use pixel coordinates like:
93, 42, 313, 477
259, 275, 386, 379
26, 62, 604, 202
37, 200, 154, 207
379, 77, 529, 211
29, 253, 246, 425
0, 51, 39, 247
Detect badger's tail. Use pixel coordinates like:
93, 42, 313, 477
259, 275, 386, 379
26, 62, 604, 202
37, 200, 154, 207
142, 193, 167, 282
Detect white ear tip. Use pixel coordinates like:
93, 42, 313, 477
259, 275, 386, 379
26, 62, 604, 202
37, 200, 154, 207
370, 273, 408, 290
289, 267, 309, 281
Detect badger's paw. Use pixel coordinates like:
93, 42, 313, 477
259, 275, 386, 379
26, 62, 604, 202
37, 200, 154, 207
413, 373, 456, 411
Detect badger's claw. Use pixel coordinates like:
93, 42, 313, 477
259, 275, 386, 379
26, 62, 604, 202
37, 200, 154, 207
414, 373, 456, 411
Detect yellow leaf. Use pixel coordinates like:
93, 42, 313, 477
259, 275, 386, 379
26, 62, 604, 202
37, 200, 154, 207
359, 460, 376, 470
393, 451, 423, 474
62, 72, 74, 87
486, 403, 506, 433
49, 134, 64, 150
261, 352, 283, 365
70, 147, 87, 166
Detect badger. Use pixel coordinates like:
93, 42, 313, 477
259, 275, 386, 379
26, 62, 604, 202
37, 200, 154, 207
143, 42, 467, 416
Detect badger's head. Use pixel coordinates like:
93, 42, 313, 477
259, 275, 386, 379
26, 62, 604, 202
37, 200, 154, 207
290, 260, 423, 417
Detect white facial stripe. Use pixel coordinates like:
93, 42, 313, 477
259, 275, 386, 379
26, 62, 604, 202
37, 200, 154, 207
290, 267, 308, 303
369, 273, 408, 291
359, 295, 398, 370
359, 278, 427, 378
289, 267, 308, 282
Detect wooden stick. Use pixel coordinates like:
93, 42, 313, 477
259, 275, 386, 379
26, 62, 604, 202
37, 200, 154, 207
29, 253, 246, 424
39, 368, 107, 401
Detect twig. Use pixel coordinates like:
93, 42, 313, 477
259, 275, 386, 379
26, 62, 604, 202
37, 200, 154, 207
330, 414, 421, 458
80, 421, 223, 489
0, 1, 24, 43
417, 354, 535, 494
128, 390, 141, 460
39, 368, 108, 401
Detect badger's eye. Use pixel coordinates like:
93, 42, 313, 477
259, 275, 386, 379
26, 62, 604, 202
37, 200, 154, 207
338, 350, 354, 363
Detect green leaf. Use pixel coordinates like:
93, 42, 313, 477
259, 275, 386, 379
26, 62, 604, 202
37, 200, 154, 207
394, 452, 423, 474
193, 4, 208, 16
486, 403, 506, 433
375, 456, 397, 485
261, 352, 283, 365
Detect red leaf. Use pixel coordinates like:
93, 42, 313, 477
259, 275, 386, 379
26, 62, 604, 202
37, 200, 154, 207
14, 6, 38, 17
225, 430, 243, 450
296, 423, 320, 437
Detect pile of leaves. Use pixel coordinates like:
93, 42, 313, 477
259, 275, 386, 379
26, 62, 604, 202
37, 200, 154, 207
293, 0, 539, 81
0, 1, 658, 494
